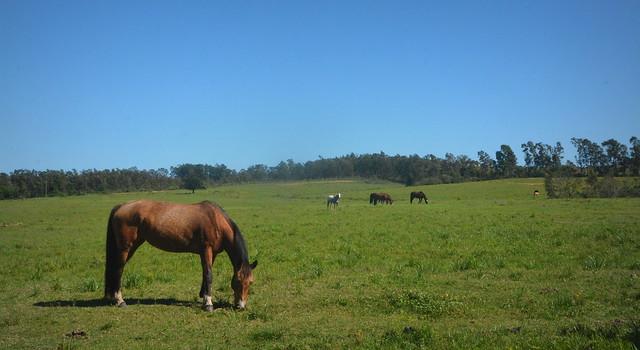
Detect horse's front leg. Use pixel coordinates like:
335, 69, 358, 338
199, 247, 215, 311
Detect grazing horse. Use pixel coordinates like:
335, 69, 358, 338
327, 193, 341, 209
104, 200, 257, 311
410, 191, 429, 204
369, 192, 393, 205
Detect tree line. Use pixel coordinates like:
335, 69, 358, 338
1, 136, 638, 199
0, 168, 176, 199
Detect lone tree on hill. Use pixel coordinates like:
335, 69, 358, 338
171, 164, 207, 194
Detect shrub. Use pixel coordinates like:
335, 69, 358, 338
546, 172, 640, 198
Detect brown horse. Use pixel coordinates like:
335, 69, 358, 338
369, 192, 393, 205
104, 200, 257, 311
410, 191, 429, 204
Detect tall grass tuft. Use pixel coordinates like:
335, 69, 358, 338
80, 277, 99, 292
387, 289, 463, 317
453, 256, 479, 271
380, 326, 434, 349
123, 272, 147, 289
583, 256, 606, 271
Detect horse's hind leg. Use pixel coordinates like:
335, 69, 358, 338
105, 228, 142, 307
105, 250, 130, 307
199, 246, 215, 311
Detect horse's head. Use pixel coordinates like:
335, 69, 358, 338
231, 260, 257, 309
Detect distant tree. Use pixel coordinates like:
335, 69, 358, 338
456, 154, 479, 179
495, 145, 517, 177
437, 153, 459, 182
172, 164, 207, 193
0, 173, 16, 199
532, 143, 552, 169
183, 175, 206, 193
285, 159, 305, 179
571, 138, 592, 170
571, 138, 606, 174
551, 142, 564, 169
270, 161, 291, 181
630, 136, 640, 176
477, 150, 495, 178
521, 141, 535, 170
601, 138, 628, 175
522, 141, 557, 175
243, 164, 269, 181
530, 142, 564, 171
204, 164, 234, 183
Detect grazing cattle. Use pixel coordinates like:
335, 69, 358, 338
369, 192, 393, 205
410, 191, 429, 204
327, 193, 341, 209
104, 200, 257, 311
533, 190, 540, 197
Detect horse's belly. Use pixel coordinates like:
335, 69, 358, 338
143, 230, 199, 253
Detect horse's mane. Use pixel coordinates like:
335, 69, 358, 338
200, 201, 249, 263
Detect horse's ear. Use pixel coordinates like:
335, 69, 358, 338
250, 260, 258, 270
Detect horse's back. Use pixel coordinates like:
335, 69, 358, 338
116, 199, 205, 220
111, 200, 225, 253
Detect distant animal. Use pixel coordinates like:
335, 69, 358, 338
533, 190, 540, 197
104, 200, 257, 311
370, 192, 393, 205
327, 193, 341, 209
410, 191, 429, 204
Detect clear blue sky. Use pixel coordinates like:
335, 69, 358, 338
1, 0, 639, 172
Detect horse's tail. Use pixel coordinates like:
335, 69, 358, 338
104, 204, 122, 298
369, 193, 374, 204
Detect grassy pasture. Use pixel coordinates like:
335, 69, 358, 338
0, 178, 639, 349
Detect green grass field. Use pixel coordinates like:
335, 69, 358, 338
1, 178, 639, 349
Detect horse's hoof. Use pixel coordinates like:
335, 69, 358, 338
117, 301, 127, 308
203, 305, 214, 312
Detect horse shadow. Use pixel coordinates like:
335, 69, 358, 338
33, 298, 233, 309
